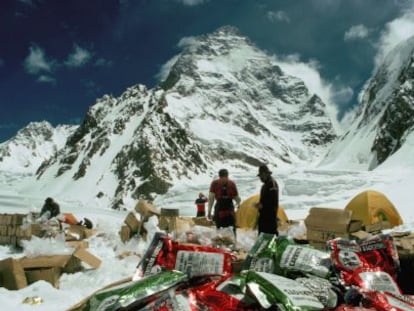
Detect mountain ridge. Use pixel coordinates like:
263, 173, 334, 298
321, 35, 414, 170
1, 26, 346, 209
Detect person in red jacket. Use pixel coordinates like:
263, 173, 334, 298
207, 168, 241, 229
195, 192, 208, 217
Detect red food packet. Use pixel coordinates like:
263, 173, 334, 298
334, 304, 376, 311
176, 276, 256, 311
350, 267, 401, 295
327, 234, 399, 285
135, 232, 234, 278
362, 291, 414, 311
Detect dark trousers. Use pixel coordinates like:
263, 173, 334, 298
214, 199, 235, 229
258, 211, 278, 235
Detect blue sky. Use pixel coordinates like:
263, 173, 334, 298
1, 0, 414, 142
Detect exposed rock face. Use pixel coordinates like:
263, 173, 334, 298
5, 26, 338, 208
0, 121, 75, 173
321, 36, 414, 170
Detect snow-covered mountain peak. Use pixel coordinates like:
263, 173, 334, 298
9, 26, 338, 209
321, 35, 414, 170
0, 121, 76, 173
161, 26, 336, 167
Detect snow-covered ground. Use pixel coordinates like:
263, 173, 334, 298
0, 164, 413, 310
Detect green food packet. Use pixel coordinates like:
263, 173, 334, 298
84, 270, 187, 311
275, 237, 331, 278
216, 274, 257, 305
245, 270, 324, 310
241, 233, 277, 273
296, 276, 338, 308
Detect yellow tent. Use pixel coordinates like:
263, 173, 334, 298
235, 194, 288, 229
344, 190, 403, 227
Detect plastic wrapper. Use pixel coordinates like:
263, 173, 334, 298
334, 304, 376, 311
327, 234, 399, 285
275, 237, 332, 278
134, 290, 179, 311
244, 270, 324, 310
241, 233, 277, 273
176, 276, 257, 311
83, 270, 187, 311
216, 274, 259, 307
136, 232, 234, 279
295, 276, 338, 308
350, 267, 401, 295
361, 291, 414, 311
22, 296, 43, 305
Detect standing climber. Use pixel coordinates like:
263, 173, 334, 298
207, 168, 241, 230
195, 192, 208, 217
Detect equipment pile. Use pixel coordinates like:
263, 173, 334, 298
71, 197, 414, 311
0, 212, 101, 290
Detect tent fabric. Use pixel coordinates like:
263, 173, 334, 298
344, 190, 403, 227
235, 194, 288, 229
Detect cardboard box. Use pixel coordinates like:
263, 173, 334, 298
119, 225, 132, 243
134, 199, 160, 217
175, 217, 195, 234
30, 223, 43, 237
124, 212, 140, 232
25, 267, 61, 288
66, 240, 89, 249
65, 225, 86, 241
159, 216, 191, 233
19, 249, 99, 271
365, 221, 392, 233
192, 217, 215, 227
0, 258, 27, 290
83, 228, 97, 238
19, 255, 73, 269
0, 248, 101, 290
305, 207, 363, 249
73, 248, 101, 269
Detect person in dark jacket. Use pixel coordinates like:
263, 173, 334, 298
195, 192, 208, 217
207, 168, 241, 229
255, 165, 279, 235
40, 197, 61, 219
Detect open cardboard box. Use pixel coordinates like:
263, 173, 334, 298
0, 248, 101, 290
305, 207, 363, 249
65, 224, 97, 241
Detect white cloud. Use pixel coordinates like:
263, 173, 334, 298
156, 54, 180, 82
176, 0, 207, 6
156, 36, 198, 82
344, 24, 370, 41
267, 10, 290, 23
23, 44, 54, 75
177, 36, 198, 48
65, 44, 92, 68
374, 4, 414, 67
37, 75, 56, 84
94, 58, 112, 67
332, 85, 354, 105
271, 53, 345, 132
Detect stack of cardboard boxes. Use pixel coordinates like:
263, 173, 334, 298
305, 208, 363, 249
0, 213, 101, 290
120, 211, 143, 243
0, 213, 41, 247
305, 207, 394, 249
0, 247, 101, 290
